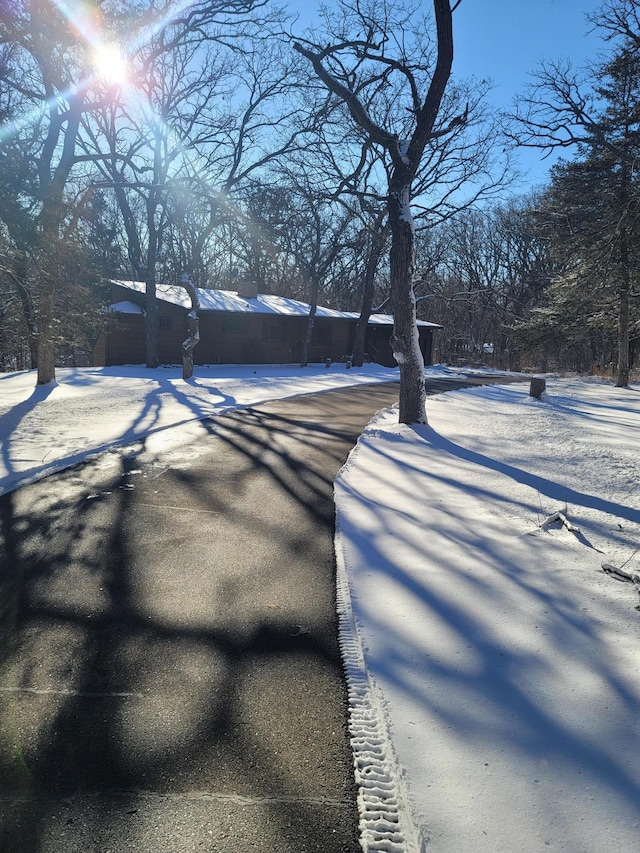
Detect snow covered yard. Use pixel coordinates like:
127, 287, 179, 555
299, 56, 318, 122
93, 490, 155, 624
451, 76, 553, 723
335, 377, 640, 853
0, 362, 398, 496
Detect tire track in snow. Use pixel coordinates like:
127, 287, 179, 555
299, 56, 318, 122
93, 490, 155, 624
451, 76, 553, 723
335, 510, 423, 853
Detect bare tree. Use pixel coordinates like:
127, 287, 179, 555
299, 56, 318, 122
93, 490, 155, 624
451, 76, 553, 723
590, 0, 640, 46
294, 0, 466, 423
0, 0, 106, 383
82, 33, 226, 366
418, 199, 554, 369
179, 273, 200, 380
0, 0, 273, 379
273, 57, 508, 368
83, 11, 318, 368
242, 176, 358, 366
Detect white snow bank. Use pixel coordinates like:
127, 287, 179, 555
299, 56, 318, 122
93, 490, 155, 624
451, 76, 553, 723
335, 377, 640, 852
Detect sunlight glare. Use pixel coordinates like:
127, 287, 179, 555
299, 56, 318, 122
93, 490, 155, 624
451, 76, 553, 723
92, 42, 128, 86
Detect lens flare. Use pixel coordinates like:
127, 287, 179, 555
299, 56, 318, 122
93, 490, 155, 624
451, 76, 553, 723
92, 42, 128, 86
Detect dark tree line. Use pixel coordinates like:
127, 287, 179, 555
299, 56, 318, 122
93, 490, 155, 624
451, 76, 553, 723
411, 198, 556, 370
507, 0, 640, 386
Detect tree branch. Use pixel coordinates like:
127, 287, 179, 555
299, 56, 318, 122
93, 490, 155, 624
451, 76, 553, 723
292, 41, 397, 149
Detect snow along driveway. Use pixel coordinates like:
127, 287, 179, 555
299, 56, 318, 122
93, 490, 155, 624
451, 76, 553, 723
335, 377, 640, 852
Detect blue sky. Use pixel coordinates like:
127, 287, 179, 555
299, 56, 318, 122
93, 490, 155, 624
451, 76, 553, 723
453, 0, 603, 186
288, 0, 605, 190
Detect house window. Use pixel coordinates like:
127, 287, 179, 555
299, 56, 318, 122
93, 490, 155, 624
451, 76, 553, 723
313, 324, 332, 346
222, 315, 244, 333
159, 315, 173, 330
263, 320, 283, 341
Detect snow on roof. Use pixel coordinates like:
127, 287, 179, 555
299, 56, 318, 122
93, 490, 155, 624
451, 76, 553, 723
367, 312, 441, 328
113, 279, 348, 319
112, 280, 441, 328
108, 300, 143, 314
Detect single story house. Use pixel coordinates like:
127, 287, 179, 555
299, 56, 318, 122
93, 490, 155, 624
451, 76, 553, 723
92, 279, 442, 368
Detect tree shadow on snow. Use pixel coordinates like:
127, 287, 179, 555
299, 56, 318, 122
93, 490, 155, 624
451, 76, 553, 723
0, 383, 401, 853
337, 420, 640, 851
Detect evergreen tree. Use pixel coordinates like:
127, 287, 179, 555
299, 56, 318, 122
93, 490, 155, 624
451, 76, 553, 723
513, 48, 640, 380
510, 3, 640, 384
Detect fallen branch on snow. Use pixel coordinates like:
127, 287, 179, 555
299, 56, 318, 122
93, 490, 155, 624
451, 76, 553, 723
602, 563, 640, 585
540, 511, 580, 533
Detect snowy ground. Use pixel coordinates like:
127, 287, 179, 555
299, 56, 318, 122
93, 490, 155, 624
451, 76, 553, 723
1, 364, 639, 852
0, 362, 398, 496
335, 376, 640, 853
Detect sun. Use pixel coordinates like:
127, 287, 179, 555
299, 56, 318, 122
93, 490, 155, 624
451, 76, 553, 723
92, 42, 128, 87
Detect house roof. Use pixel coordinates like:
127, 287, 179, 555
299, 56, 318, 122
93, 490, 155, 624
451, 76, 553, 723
111, 280, 442, 328
108, 299, 143, 314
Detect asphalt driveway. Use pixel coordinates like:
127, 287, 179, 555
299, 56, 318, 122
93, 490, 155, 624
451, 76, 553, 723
0, 383, 402, 853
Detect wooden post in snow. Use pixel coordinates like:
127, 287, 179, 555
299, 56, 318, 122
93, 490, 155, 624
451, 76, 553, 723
529, 376, 546, 399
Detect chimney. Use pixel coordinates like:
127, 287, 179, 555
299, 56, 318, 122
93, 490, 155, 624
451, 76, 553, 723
237, 278, 259, 299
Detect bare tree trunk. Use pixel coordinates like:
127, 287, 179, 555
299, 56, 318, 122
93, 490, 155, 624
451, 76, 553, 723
144, 177, 164, 369
353, 218, 387, 367
353, 303, 371, 368
182, 313, 199, 379
12, 254, 38, 369
35, 209, 59, 385
145, 278, 159, 369
180, 274, 200, 380
301, 279, 320, 368
34, 80, 86, 385
389, 183, 427, 425
616, 226, 630, 388
301, 304, 317, 368
616, 153, 631, 388
36, 290, 56, 385
145, 224, 159, 369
